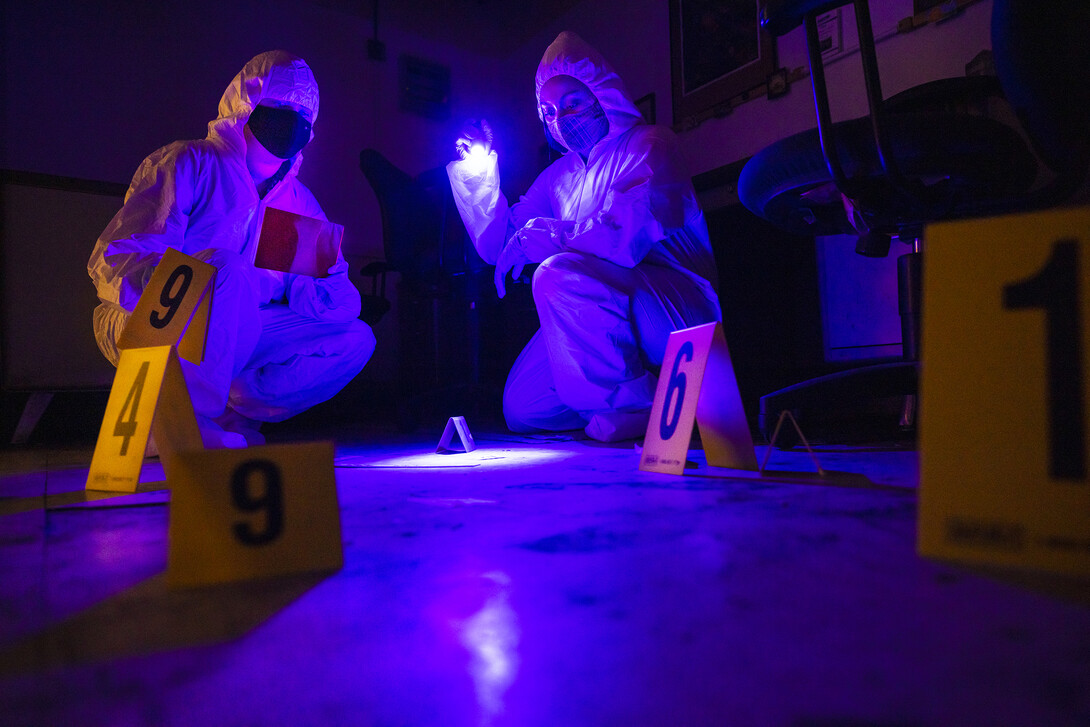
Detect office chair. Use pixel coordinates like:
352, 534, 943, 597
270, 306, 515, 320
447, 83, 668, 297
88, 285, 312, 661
737, 0, 1090, 446
357, 258, 391, 326
359, 148, 491, 430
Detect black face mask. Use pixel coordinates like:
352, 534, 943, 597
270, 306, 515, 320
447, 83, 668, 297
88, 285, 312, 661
246, 104, 312, 159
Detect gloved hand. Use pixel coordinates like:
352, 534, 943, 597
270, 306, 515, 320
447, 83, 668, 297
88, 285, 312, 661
510, 217, 572, 262
447, 118, 503, 264
455, 118, 494, 160
288, 258, 361, 321
494, 240, 531, 299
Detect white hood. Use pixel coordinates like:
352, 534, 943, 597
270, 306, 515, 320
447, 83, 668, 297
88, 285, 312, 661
208, 50, 320, 168
534, 31, 644, 147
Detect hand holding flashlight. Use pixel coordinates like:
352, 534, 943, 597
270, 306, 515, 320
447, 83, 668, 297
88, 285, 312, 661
456, 118, 494, 160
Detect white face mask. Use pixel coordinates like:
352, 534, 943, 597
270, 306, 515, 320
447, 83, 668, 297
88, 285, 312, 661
549, 100, 609, 154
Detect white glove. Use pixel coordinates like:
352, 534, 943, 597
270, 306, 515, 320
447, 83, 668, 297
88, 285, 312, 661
494, 241, 531, 299
455, 118, 494, 160
509, 217, 573, 262
288, 258, 361, 321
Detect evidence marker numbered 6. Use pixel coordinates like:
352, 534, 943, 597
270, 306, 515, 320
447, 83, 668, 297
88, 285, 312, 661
640, 321, 757, 476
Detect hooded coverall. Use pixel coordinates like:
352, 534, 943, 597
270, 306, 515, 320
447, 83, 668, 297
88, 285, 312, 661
88, 51, 373, 438
447, 32, 721, 441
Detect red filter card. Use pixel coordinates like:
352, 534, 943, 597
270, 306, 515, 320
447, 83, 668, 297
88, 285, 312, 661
255, 207, 343, 278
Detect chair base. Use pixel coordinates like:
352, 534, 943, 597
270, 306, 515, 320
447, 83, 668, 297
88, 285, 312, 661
759, 360, 918, 448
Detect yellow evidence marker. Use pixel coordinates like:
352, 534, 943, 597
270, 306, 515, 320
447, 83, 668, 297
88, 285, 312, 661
166, 442, 343, 589
640, 321, 758, 475
919, 206, 1090, 576
85, 345, 203, 492
116, 247, 215, 363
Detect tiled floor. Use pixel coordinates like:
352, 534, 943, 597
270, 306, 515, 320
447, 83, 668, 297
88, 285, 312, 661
1, 422, 1088, 726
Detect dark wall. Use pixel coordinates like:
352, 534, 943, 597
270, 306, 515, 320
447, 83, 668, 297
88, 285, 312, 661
698, 166, 826, 426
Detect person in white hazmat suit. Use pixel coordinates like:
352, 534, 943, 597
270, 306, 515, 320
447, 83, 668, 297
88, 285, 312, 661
88, 50, 375, 448
446, 32, 721, 442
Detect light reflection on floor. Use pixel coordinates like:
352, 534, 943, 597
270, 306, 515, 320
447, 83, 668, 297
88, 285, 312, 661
0, 432, 1088, 726
457, 571, 519, 724
337, 444, 580, 470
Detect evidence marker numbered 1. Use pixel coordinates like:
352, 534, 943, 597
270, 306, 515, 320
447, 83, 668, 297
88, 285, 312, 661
919, 206, 1090, 576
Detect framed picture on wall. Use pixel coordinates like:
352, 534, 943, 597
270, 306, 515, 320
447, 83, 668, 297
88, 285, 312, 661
669, 0, 776, 127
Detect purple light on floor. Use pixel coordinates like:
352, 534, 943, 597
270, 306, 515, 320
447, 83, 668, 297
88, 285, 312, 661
336, 446, 576, 470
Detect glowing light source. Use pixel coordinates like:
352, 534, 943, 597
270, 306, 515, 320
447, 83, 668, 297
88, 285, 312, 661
463, 142, 491, 174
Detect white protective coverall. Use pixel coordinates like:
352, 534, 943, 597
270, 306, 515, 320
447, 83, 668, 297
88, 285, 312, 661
88, 51, 374, 439
446, 32, 721, 441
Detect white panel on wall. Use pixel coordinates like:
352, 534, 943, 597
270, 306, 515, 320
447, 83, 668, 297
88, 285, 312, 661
815, 234, 904, 362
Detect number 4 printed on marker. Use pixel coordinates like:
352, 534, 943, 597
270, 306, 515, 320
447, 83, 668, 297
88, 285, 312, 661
113, 360, 150, 457
86, 345, 203, 493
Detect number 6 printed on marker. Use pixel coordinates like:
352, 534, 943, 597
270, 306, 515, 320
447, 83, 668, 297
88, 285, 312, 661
660, 341, 694, 440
